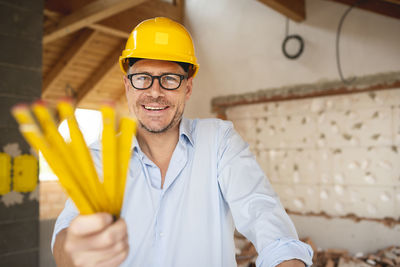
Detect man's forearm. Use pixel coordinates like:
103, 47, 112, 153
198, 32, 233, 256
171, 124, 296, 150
53, 229, 75, 267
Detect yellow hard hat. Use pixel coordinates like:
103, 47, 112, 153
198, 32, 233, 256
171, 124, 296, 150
119, 17, 199, 78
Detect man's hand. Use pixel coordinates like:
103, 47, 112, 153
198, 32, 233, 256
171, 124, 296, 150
53, 213, 129, 267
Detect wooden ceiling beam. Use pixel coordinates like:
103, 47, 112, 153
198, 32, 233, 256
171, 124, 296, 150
44, 8, 131, 39
43, 0, 149, 44
42, 29, 98, 97
98, 0, 184, 34
328, 0, 400, 20
76, 43, 125, 104
87, 24, 130, 39
257, 0, 305, 22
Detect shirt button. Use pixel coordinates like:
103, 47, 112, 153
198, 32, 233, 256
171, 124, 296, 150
160, 232, 165, 237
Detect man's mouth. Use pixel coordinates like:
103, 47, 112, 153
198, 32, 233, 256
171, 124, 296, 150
143, 105, 169, 111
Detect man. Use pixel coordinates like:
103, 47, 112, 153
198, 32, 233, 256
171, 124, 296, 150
52, 17, 313, 267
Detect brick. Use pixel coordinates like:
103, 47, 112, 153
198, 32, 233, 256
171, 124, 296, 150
0, 3, 42, 41
0, 219, 38, 254
0, 65, 41, 97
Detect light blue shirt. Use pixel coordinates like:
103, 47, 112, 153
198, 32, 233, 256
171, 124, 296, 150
52, 118, 313, 267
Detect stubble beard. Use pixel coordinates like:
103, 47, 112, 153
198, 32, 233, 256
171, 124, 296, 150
139, 103, 185, 134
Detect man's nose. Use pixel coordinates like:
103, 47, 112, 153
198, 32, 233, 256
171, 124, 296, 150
146, 78, 164, 98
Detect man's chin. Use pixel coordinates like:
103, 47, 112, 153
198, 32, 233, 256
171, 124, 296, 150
140, 121, 172, 134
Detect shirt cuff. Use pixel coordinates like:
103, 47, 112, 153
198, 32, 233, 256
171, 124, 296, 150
256, 238, 313, 267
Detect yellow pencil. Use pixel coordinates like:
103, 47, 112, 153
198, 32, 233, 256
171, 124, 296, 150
57, 100, 110, 213
115, 116, 136, 216
11, 105, 94, 214
101, 104, 118, 215
32, 101, 100, 211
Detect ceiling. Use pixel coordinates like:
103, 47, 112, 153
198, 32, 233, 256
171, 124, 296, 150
42, 0, 400, 110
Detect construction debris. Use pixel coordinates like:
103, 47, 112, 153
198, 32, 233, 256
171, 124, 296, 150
234, 236, 400, 267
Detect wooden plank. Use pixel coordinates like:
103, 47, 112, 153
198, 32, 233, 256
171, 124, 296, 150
43, 0, 149, 44
42, 29, 98, 97
76, 43, 125, 104
88, 24, 130, 39
328, 0, 400, 20
98, 0, 183, 34
382, 0, 400, 5
257, 0, 305, 22
44, 8, 131, 39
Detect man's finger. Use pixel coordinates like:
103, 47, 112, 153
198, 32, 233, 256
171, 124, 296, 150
69, 213, 113, 236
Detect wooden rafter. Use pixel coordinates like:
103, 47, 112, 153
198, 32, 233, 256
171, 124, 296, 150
76, 43, 125, 104
42, 29, 98, 97
98, 0, 184, 34
87, 24, 130, 39
328, 0, 400, 20
43, 0, 149, 44
257, 0, 305, 22
44, 8, 131, 39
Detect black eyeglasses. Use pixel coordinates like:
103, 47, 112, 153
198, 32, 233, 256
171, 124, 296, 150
127, 73, 187, 90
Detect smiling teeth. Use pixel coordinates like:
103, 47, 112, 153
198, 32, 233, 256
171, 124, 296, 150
145, 106, 166, 110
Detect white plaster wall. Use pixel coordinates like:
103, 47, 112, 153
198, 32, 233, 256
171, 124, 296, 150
183, 0, 400, 118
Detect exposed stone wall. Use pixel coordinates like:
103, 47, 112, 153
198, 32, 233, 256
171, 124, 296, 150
226, 88, 400, 220
0, 0, 43, 266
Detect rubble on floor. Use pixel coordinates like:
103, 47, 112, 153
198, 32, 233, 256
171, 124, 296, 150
234, 235, 400, 267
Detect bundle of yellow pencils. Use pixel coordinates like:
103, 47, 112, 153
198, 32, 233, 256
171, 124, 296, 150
11, 99, 136, 217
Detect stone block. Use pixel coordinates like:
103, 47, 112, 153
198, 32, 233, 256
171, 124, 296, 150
0, 34, 41, 69
291, 149, 319, 184
320, 185, 395, 218
393, 107, 400, 145
0, 4, 42, 41
317, 149, 333, 184
0, 197, 38, 222
332, 147, 398, 186
0, 219, 38, 254
0, 128, 31, 154
282, 114, 318, 148
0, 250, 38, 267
273, 184, 320, 213
0, 0, 43, 13
0, 96, 42, 129
318, 107, 392, 148
0, 65, 41, 97
256, 116, 284, 149
265, 149, 294, 184
395, 186, 400, 219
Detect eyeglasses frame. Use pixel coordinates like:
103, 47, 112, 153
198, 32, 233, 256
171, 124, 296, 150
127, 72, 188, 90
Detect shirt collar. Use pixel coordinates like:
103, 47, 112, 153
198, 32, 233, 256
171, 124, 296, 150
131, 117, 194, 152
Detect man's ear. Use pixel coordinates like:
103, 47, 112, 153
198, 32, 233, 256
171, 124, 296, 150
123, 75, 130, 94
185, 77, 193, 100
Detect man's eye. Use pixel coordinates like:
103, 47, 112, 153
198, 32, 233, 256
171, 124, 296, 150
164, 75, 179, 82
136, 75, 149, 80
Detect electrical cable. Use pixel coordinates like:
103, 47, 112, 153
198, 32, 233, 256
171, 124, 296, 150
282, 17, 304, 60
336, 0, 366, 84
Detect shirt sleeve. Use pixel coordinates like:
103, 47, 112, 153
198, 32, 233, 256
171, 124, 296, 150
216, 121, 313, 267
50, 198, 79, 253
